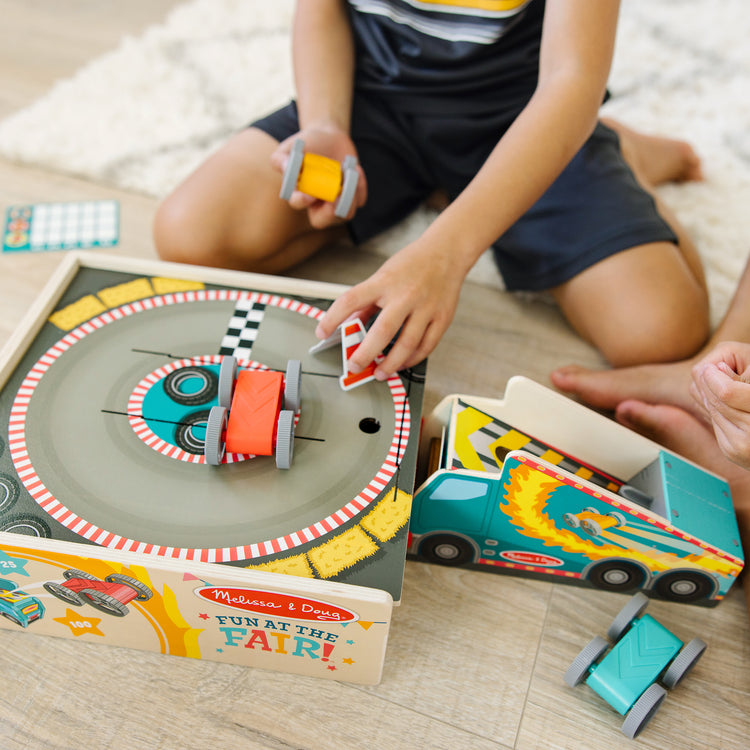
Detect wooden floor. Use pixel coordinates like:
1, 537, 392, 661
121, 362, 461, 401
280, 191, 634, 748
0, 3, 748, 749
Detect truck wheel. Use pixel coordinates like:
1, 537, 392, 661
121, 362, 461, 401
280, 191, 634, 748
622, 683, 666, 739
607, 592, 649, 641
218, 356, 238, 409
275, 410, 295, 470
653, 570, 715, 602
564, 635, 609, 686
662, 638, 707, 688
587, 560, 646, 592
419, 534, 475, 566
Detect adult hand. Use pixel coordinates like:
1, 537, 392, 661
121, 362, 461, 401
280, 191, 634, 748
690, 341, 750, 470
316, 236, 464, 379
271, 126, 367, 228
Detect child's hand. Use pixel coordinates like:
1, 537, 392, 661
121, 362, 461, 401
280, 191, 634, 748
316, 237, 464, 379
271, 127, 367, 228
690, 342, 750, 470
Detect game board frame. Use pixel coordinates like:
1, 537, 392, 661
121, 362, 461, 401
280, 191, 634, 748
0, 252, 425, 684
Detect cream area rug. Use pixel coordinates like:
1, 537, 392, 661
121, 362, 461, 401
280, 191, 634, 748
0, 0, 748, 326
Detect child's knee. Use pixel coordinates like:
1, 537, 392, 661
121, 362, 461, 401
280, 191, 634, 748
604, 302, 709, 367
153, 193, 239, 268
153, 194, 204, 265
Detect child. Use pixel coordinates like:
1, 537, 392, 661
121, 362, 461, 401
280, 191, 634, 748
154, 0, 708, 380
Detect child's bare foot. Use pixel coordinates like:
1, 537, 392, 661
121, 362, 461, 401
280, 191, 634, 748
602, 118, 703, 187
550, 360, 697, 413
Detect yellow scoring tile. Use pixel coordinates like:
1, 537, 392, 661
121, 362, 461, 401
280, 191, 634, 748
48, 294, 107, 330
307, 526, 378, 578
97, 277, 154, 308
151, 277, 205, 294
245, 554, 314, 578
360, 487, 412, 542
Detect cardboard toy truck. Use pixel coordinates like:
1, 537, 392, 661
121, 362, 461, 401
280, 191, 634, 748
409, 377, 744, 605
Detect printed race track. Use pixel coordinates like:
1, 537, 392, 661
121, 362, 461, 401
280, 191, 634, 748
13, 297, 406, 558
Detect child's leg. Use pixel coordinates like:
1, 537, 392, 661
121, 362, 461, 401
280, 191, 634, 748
551, 237, 709, 367
551, 256, 750, 410
154, 127, 345, 273
549, 122, 709, 367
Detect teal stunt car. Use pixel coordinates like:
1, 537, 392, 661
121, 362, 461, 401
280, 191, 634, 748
565, 593, 706, 738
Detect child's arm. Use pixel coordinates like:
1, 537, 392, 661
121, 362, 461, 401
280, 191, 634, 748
271, 0, 366, 226
317, 0, 621, 378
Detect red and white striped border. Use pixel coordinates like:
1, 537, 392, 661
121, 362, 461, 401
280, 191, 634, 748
8, 288, 411, 563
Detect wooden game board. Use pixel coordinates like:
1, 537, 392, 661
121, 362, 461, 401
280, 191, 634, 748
0, 253, 425, 683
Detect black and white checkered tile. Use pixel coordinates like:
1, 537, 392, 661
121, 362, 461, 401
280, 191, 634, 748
218, 299, 267, 359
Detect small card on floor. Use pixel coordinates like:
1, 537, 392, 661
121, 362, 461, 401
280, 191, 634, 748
2, 200, 119, 253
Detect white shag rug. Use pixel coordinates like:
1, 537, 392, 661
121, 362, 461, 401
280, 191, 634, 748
0, 0, 748, 325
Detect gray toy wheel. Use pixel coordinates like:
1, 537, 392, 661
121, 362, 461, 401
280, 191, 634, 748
82, 588, 129, 617
335, 155, 359, 218
63, 568, 98, 581
204, 406, 228, 466
564, 635, 609, 687
284, 359, 302, 413
275, 410, 295, 470
607, 592, 649, 642
622, 683, 666, 739
662, 638, 707, 688
43, 581, 84, 606
279, 138, 305, 200
218, 356, 238, 409
582, 519, 603, 537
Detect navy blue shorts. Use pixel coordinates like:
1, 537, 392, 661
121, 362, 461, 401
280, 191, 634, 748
252, 95, 677, 292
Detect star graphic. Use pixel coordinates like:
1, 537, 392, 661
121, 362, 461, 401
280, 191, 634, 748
0, 551, 30, 576
342, 657, 355, 665
53, 608, 104, 637
199, 612, 210, 620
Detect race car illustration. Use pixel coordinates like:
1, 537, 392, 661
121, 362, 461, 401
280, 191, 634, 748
0, 577, 45, 628
565, 592, 707, 738
43, 568, 153, 617
204, 357, 301, 468
563, 507, 628, 537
